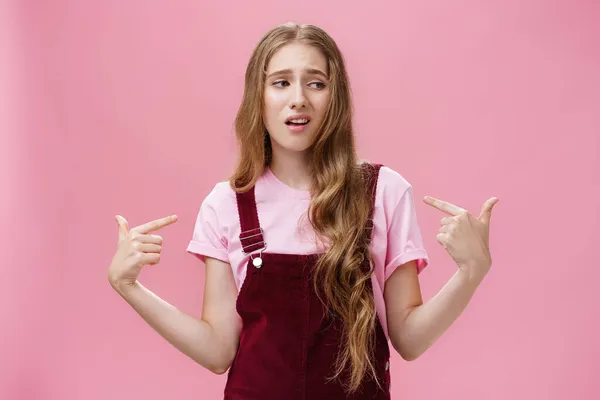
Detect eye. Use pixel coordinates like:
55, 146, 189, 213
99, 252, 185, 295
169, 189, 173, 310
272, 80, 289, 87
309, 82, 326, 89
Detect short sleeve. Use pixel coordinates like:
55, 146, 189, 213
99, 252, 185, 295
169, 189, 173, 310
384, 185, 429, 280
186, 184, 229, 263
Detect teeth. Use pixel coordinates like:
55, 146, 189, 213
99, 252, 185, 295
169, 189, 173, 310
289, 119, 309, 124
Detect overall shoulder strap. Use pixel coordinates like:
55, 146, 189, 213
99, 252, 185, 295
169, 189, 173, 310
361, 162, 383, 242
235, 187, 266, 255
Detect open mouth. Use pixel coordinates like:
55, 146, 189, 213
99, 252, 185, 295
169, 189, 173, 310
285, 119, 310, 126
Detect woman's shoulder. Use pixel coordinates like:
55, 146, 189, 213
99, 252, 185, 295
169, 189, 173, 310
202, 180, 238, 210
358, 161, 412, 192
377, 165, 412, 191
364, 163, 414, 208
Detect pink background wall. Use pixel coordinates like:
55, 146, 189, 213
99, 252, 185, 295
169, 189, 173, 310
3, 0, 599, 399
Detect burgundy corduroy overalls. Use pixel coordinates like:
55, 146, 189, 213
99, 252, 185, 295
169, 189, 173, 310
224, 163, 391, 400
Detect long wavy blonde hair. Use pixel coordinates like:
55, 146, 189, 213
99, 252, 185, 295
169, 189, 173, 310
229, 22, 379, 393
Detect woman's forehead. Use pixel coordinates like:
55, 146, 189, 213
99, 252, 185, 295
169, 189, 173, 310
266, 43, 328, 75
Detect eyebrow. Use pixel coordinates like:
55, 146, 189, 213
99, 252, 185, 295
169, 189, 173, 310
266, 68, 329, 80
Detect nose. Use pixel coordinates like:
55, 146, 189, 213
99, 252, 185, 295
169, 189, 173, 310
289, 83, 307, 109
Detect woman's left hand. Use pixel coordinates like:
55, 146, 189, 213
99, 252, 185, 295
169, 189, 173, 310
423, 195, 499, 281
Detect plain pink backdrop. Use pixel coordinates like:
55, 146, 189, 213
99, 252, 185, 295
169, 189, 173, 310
3, 0, 599, 399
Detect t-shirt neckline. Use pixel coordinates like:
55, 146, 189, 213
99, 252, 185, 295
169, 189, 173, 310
263, 167, 312, 200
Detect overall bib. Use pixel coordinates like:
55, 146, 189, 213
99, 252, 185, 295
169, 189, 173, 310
224, 163, 391, 400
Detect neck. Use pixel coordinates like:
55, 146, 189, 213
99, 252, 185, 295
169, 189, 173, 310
269, 147, 313, 191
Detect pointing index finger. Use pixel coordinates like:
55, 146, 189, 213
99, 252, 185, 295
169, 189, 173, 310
423, 196, 465, 216
132, 215, 178, 234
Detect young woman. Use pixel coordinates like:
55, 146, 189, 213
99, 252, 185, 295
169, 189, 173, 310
108, 22, 498, 400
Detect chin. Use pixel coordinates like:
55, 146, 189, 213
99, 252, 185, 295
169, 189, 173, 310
278, 141, 313, 153
270, 133, 316, 154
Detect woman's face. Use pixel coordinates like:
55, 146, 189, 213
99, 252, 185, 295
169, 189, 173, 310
263, 42, 331, 157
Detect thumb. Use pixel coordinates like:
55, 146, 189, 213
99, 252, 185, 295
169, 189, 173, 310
115, 215, 129, 239
478, 197, 499, 225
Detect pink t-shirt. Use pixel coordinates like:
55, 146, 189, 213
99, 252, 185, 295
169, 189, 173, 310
186, 165, 429, 339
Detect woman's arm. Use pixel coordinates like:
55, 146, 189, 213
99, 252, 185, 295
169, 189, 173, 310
385, 194, 497, 360
384, 260, 484, 361
111, 256, 242, 374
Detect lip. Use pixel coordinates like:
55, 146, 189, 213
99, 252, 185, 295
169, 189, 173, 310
285, 114, 312, 124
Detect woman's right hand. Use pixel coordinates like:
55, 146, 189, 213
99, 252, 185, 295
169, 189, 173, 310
108, 214, 178, 289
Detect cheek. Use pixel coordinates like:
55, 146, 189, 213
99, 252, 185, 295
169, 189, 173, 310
263, 91, 286, 126
314, 93, 331, 115
264, 89, 286, 111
